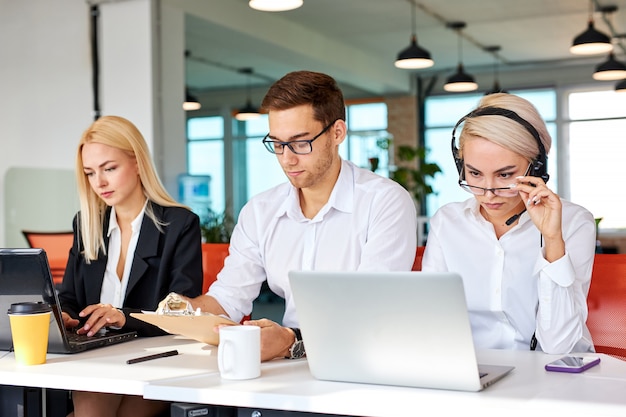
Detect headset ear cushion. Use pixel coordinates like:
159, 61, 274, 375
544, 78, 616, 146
530, 159, 549, 183
453, 149, 463, 174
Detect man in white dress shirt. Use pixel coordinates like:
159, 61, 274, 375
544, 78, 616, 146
179, 70, 417, 361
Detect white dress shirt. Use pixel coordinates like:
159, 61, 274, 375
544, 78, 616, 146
422, 197, 596, 354
209, 159, 417, 326
100, 205, 146, 308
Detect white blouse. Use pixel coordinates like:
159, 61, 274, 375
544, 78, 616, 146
422, 197, 596, 354
100, 204, 146, 308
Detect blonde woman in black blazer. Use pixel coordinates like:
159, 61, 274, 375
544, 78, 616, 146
59, 203, 202, 337
58, 115, 202, 417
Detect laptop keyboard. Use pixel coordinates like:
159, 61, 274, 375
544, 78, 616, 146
66, 329, 111, 345
66, 332, 98, 344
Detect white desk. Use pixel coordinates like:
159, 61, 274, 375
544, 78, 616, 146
145, 345, 626, 417
0, 336, 212, 396
2, 336, 626, 417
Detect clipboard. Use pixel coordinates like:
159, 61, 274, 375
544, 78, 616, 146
130, 312, 238, 345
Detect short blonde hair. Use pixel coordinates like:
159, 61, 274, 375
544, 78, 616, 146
75, 115, 185, 262
458, 93, 552, 163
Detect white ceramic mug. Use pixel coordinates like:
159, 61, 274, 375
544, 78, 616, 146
217, 325, 261, 380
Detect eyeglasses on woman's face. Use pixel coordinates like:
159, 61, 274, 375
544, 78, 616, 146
458, 163, 531, 197
261, 119, 338, 155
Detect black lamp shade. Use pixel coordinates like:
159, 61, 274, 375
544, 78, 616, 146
444, 63, 478, 92
593, 53, 626, 81
616, 79, 626, 92
570, 21, 613, 55
395, 35, 434, 69
183, 88, 201, 111
235, 100, 261, 121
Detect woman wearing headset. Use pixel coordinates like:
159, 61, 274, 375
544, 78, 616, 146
422, 93, 596, 355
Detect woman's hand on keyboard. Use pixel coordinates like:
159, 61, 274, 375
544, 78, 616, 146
77, 303, 126, 337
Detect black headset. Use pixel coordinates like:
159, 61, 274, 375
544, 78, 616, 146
451, 106, 549, 184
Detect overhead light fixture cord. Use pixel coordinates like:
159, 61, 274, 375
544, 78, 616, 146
90, 4, 101, 121
235, 68, 261, 121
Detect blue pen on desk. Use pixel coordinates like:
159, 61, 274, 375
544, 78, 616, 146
126, 349, 179, 365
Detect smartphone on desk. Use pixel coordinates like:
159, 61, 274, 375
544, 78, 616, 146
545, 356, 601, 373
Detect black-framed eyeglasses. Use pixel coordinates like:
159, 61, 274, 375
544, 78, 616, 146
262, 119, 339, 155
458, 164, 531, 197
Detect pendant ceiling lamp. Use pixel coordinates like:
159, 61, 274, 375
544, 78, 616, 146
235, 68, 261, 121
249, 0, 303, 12
444, 22, 478, 93
570, 1, 613, 55
394, 0, 433, 69
616, 79, 626, 92
484, 46, 508, 95
593, 52, 626, 80
183, 50, 201, 111
183, 87, 201, 111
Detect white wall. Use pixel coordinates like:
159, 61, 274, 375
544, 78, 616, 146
0, 0, 187, 247
0, 0, 92, 246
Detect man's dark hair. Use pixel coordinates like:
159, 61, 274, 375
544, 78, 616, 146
261, 70, 346, 125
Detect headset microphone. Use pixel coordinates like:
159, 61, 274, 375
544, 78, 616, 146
505, 208, 527, 226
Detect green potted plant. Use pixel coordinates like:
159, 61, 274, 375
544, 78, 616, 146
200, 208, 235, 244
390, 144, 442, 204
373, 135, 441, 205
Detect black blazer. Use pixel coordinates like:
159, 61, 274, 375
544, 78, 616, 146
58, 202, 203, 336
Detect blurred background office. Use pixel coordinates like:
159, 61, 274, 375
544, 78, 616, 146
1, 0, 625, 252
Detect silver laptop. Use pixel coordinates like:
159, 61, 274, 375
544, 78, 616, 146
0, 248, 137, 354
288, 270, 514, 392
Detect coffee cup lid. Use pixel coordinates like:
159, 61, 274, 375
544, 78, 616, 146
7, 301, 51, 315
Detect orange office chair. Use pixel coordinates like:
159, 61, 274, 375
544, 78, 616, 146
201, 243, 251, 322
412, 246, 425, 271
22, 230, 74, 286
586, 253, 626, 361
201, 243, 230, 294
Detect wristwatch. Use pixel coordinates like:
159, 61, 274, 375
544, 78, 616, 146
287, 327, 306, 359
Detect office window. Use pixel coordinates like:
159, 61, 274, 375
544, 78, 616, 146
187, 116, 225, 213
239, 115, 284, 199
566, 90, 626, 230
341, 102, 389, 177
424, 90, 557, 217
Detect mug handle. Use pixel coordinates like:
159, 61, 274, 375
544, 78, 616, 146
218, 339, 234, 374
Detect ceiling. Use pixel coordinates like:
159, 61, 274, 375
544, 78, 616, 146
177, 0, 626, 101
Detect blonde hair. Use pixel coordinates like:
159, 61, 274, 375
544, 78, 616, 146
75, 115, 185, 262
458, 93, 552, 163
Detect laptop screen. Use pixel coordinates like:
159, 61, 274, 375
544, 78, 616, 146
0, 248, 137, 354
0, 248, 58, 351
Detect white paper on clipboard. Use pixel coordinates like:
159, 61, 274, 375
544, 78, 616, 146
130, 312, 238, 345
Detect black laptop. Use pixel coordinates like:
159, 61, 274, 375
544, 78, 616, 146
0, 248, 137, 354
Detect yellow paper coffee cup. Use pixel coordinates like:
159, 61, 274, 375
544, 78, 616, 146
8, 302, 52, 366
